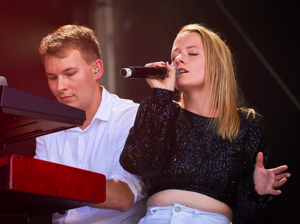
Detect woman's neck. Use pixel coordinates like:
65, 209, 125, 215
181, 92, 217, 118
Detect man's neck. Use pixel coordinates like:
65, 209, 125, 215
80, 86, 102, 130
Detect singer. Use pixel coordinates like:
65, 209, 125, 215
120, 23, 290, 224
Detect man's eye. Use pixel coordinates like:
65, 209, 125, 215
67, 73, 75, 77
48, 76, 57, 81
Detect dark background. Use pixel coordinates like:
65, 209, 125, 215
0, 0, 299, 223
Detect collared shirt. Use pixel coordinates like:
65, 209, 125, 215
35, 86, 146, 224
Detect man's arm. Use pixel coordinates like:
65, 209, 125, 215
90, 103, 144, 212
90, 179, 134, 212
36, 135, 136, 212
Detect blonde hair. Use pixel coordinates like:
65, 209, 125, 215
39, 25, 101, 65
178, 24, 246, 141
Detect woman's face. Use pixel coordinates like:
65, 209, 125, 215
171, 31, 206, 93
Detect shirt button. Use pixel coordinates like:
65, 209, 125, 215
174, 207, 181, 212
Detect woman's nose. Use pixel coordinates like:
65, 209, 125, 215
173, 54, 184, 65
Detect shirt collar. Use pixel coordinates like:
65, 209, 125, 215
93, 85, 112, 122
67, 86, 111, 132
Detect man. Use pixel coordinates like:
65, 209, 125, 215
35, 25, 146, 223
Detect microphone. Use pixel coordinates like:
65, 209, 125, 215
120, 65, 179, 79
0, 76, 7, 86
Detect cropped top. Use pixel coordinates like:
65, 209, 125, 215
120, 88, 280, 223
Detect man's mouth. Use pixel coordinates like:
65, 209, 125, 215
60, 95, 73, 101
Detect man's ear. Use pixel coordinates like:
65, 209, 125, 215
93, 59, 104, 81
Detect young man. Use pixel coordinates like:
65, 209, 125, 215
35, 25, 146, 223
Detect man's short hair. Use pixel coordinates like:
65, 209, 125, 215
39, 25, 101, 64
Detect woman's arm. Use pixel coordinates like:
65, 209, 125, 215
120, 88, 180, 177
236, 113, 285, 223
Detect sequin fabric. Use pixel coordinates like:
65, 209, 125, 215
120, 88, 280, 223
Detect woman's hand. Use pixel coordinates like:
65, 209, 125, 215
253, 152, 291, 195
145, 61, 177, 91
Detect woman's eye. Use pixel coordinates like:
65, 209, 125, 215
189, 53, 198, 56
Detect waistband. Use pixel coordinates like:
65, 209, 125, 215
147, 203, 231, 223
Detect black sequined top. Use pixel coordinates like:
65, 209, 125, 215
120, 88, 279, 223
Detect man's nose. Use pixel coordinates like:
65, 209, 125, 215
57, 76, 68, 92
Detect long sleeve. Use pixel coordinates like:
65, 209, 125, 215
35, 136, 47, 160
120, 88, 181, 177
236, 112, 281, 223
120, 90, 282, 223
108, 103, 145, 204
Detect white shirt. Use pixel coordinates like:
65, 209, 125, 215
35, 86, 146, 224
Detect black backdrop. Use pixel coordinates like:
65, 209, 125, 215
0, 0, 299, 223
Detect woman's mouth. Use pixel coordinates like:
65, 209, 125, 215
179, 69, 188, 74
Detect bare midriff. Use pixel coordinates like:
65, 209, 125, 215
147, 189, 233, 221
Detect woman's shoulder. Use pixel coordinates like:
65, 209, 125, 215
238, 108, 267, 127
239, 108, 261, 119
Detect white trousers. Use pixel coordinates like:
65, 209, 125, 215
138, 204, 232, 224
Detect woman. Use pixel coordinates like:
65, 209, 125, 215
120, 24, 290, 224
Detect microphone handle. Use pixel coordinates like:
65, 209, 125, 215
121, 66, 168, 79
120, 66, 179, 79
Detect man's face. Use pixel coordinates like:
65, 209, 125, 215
44, 49, 101, 111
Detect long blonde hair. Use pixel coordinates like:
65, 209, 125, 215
178, 24, 245, 141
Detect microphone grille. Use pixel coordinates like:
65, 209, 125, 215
171, 65, 179, 78
0, 76, 7, 86
120, 68, 132, 78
